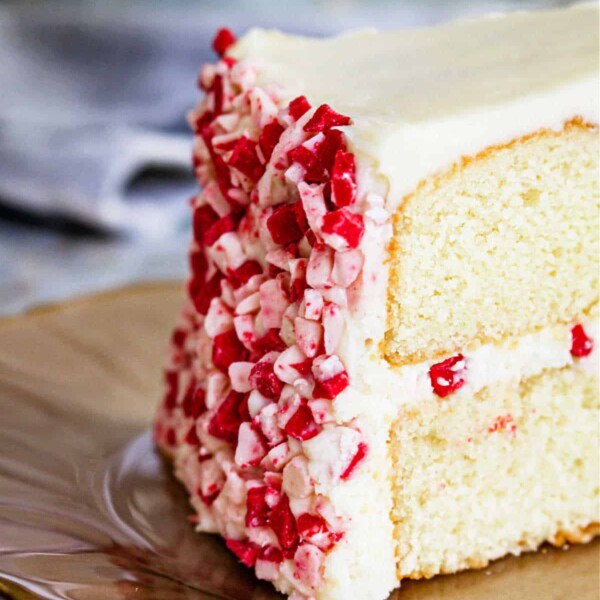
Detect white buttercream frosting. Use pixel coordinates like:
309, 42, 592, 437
231, 3, 599, 204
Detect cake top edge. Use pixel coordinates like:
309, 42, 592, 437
228, 3, 598, 124
232, 2, 597, 49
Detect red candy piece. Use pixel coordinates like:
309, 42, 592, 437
293, 199, 310, 234
429, 354, 467, 398
268, 494, 299, 554
313, 370, 350, 400
193, 110, 215, 135
321, 209, 365, 249
189, 249, 208, 283
210, 74, 224, 115
317, 129, 346, 173
171, 328, 186, 348
212, 329, 249, 372
253, 329, 287, 354
212, 28, 236, 56
213, 135, 241, 153
193, 204, 219, 243
288, 145, 316, 170
297, 513, 327, 537
570, 324, 594, 357
295, 513, 340, 550
182, 386, 207, 419
228, 136, 265, 182
259, 120, 285, 162
180, 378, 195, 416
331, 150, 357, 207
229, 259, 263, 289
340, 441, 368, 480
290, 358, 313, 378
225, 538, 260, 567
185, 424, 200, 445
288, 96, 312, 121
304, 104, 351, 133
288, 131, 348, 185
207, 391, 244, 443
204, 213, 238, 246
284, 402, 321, 441
237, 392, 252, 422
246, 485, 270, 527
199, 126, 235, 203
190, 272, 223, 316
259, 545, 283, 563
199, 484, 221, 505
163, 369, 179, 410
250, 361, 285, 401
165, 427, 176, 446
267, 203, 304, 245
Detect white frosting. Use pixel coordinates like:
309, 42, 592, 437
335, 316, 600, 425
231, 3, 599, 204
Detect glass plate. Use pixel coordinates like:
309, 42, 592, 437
0, 285, 597, 600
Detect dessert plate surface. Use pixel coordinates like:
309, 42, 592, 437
0, 285, 597, 600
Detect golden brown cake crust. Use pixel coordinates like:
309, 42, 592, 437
399, 522, 600, 580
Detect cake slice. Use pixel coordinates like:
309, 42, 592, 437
154, 5, 599, 600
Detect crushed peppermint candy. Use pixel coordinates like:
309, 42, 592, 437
155, 36, 376, 595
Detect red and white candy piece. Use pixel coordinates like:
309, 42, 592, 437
212, 28, 236, 57
294, 317, 324, 358
259, 278, 289, 329
570, 324, 594, 358
303, 289, 324, 321
321, 208, 365, 251
249, 357, 285, 401
298, 182, 327, 232
312, 355, 349, 400
332, 248, 364, 288
235, 423, 268, 468
293, 543, 325, 591
306, 244, 334, 289
322, 302, 345, 354
204, 298, 234, 338
255, 546, 284, 581
429, 354, 467, 398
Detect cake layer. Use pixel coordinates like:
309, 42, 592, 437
386, 120, 599, 364
390, 364, 600, 579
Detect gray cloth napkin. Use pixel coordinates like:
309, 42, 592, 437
0, 7, 210, 237
0, 3, 343, 238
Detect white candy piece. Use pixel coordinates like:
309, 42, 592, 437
332, 248, 364, 288
233, 314, 257, 350
228, 361, 255, 393
294, 317, 323, 358
205, 370, 229, 410
298, 181, 327, 232
303, 289, 324, 321
259, 279, 289, 329
322, 302, 345, 354
204, 298, 233, 338
235, 423, 268, 468
274, 345, 307, 384
306, 244, 334, 289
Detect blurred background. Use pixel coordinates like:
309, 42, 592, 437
0, 0, 581, 315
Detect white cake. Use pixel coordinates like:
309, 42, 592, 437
154, 5, 599, 599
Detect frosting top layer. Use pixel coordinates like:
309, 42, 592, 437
231, 3, 599, 201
